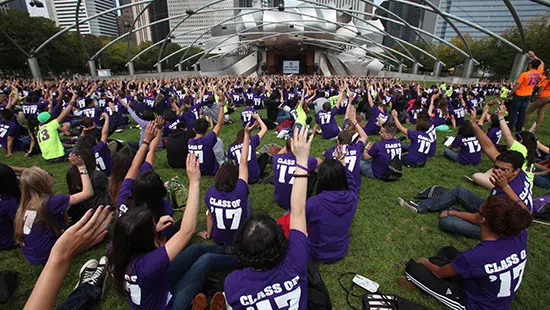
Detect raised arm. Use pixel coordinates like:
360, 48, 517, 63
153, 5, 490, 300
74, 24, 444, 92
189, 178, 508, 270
470, 109, 500, 161
348, 105, 368, 144
164, 154, 201, 261
124, 123, 156, 180
490, 169, 528, 211
477, 104, 490, 126
252, 113, 267, 139
497, 104, 515, 148
239, 123, 254, 183
56, 92, 76, 123
391, 109, 408, 135
144, 116, 163, 167
289, 127, 313, 234
528, 51, 544, 71
212, 95, 225, 136
100, 112, 109, 144
428, 92, 439, 115
67, 153, 94, 206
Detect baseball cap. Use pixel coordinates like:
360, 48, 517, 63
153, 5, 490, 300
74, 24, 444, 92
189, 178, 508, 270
37, 112, 52, 123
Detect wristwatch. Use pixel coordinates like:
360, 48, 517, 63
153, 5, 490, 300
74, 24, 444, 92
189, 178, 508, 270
79, 169, 89, 175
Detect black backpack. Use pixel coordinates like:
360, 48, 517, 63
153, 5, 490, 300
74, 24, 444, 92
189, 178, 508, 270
381, 156, 403, 181
308, 261, 332, 310
0, 271, 17, 304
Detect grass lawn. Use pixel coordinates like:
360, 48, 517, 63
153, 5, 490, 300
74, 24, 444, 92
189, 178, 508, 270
1, 102, 549, 310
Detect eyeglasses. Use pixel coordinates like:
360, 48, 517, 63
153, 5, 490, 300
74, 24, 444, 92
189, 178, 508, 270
492, 164, 510, 172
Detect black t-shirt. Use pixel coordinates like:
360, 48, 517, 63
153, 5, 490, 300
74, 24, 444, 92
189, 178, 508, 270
166, 129, 192, 168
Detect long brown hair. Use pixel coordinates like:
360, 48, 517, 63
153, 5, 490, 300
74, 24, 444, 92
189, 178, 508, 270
14, 167, 59, 245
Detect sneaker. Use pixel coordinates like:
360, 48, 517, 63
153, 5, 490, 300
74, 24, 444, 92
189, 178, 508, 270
192, 293, 207, 310
397, 197, 419, 213
74, 259, 98, 290
115, 128, 124, 133
87, 256, 108, 298
460, 175, 475, 184
210, 292, 226, 310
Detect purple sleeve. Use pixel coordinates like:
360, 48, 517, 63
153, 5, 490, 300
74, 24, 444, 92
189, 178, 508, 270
236, 179, 250, 196
7, 199, 18, 219
451, 247, 485, 279
117, 178, 135, 207
135, 246, 171, 280
323, 149, 331, 160
355, 141, 365, 153
331, 107, 337, 115
345, 167, 358, 194
283, 230, 308, 273
367, 142, 379, 157
315, 112, 321, 124
128, 107, 148, 127
251, 134, 260, 147
450, 135, 461, 148
408, 130, 419, 142
140, 162, 153, 173
307, 156, 318, 171
93, 141, 107, 153
205, 131, 217, 148
46, 195, 70, 215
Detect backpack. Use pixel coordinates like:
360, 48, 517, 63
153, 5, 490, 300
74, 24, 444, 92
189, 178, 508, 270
308, 261, 332, 310
0, 271, 17, 304
166, 176, 188, 211
415, 186, 449, 200
532, 194, 550, 221
381, 156, 403, 181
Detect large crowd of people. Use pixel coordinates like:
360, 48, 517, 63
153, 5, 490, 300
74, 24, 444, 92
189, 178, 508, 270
0, 50, 547, 310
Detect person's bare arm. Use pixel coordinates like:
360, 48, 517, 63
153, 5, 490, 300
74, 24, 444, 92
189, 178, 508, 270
391, 110, 408, 135
164, 154, 201, 261
348, 105, 368, 144
124, 123, 156, 180
67, 153, 94, 206
537, 140, 550, 154
470, 109, 500, 162
239, 123, 254, 183
100, 113, 109, 144
289, 127, 313, 234
478, 104, 490, 126
497, 104, 515, 148
415, 258, 458, 279
145, 116, 163, 167
56, 93, 76, 123
25, 206, 112, 310
212, 99, 225, 136
253, 113, 268, 139
490, 169, 528, 210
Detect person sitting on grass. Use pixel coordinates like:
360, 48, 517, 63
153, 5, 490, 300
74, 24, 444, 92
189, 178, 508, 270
364, 87, 389, 135
0, 164, 20, 250
397, 150, 532, 239
109, 154, 230, 310
359, 122, 402, 179
463, 105, 536, 190
197, 123, 254, 244
391, 109, 432, 168
315, 85, 346, 140
398, 195, 532, 310
14, 153, 94, 264
36, 91, 76, 162
443, 122, 482, 166
224, 127, 312, 309
188, 99, 225, 176
0, 108, 22, 157
227, 113, 269, 184
75, 113, 113, 177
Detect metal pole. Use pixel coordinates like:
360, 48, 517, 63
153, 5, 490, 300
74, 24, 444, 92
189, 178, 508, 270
157, 63, 162, 73
88, 60, 97, 78
398, 63, 404, 73
412, 62, 419, 75
509, 53, 529, 81
128, 61, 135, 76
177, 63, 182, 72
28, 57, 41, 79
433, 61, 442, 77
463, 58, 474, 78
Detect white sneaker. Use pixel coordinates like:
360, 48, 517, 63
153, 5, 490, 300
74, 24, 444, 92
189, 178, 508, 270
87, 256, 108, 298
74, 259, 98, 290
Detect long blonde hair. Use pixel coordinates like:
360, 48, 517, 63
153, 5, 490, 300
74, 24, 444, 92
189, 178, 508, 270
14, 167, 58, 245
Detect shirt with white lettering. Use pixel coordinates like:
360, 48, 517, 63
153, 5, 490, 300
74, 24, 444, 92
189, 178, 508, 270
188, 131, 218, 176
224, 230, 308, 310
452, 230, 528, 310
273, 154, 318, 210
205, 179, 249, 245
450, 135, 481, 165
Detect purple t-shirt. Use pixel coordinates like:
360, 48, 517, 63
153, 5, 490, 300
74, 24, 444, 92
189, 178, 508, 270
316, 107, 340, 139
427, 124, 437, 157
487, 127, 502, 147
273, 154, 318, 210
227, 135, 261, 183
432, 109, 447, 126
0, 120, 21, 151
451, 105, 466, 125
365, 107, 388, 135
407, 130, 432, 165
21, 195, 69, 265
188, 131, 219, 176
466, 97, 480, 113
408, 107, 424, 124
452, 230, 528, 310
490, 170, 533, 213
253, 94, 265, 109
205, 179, 249, 245
93, 141, 113, 176
306, 169, 358, 263
81, 106, 101, 125
0, 196, 18, 250
324, 141, 365, 189
125, 246, 173, 310
224, 230, 308, 310
450, 135, 482, 165
367, 138, 402, 179
240, 107, 256, 127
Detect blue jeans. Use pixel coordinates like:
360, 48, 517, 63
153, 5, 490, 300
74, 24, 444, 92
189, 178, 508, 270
444, 148, 459, 162
508, 96, 531, 132
170, 244, 238, 310
57, 283, 101, 310
534, 175, 550, 189
417, 187, 484, 239
359, 159, 375, 179
276, 110, 291, 123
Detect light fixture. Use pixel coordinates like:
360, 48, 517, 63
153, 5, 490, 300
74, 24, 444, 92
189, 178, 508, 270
278, 0, 284, 11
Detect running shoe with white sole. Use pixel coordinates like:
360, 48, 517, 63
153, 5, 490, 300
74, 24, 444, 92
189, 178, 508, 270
397, 197, 419, 213
74, 259, 98, 290
88, 256, 108, 298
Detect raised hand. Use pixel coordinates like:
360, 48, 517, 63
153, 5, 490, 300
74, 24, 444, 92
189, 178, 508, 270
186, 153, 201, 183
68, 153, 85, 169
156, 215, 174, 233
291, 126, 314, 164
143, 122, 157, 143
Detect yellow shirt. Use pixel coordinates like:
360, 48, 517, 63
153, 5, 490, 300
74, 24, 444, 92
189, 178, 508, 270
38, 120, 65, 160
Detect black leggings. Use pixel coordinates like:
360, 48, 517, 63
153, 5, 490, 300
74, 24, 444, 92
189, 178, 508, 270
405, 246, 466, 310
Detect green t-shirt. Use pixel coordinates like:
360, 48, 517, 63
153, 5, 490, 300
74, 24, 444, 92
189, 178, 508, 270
500, 87, 510, 98
295, 105, 307, 126
510, 141, 534, 186
38, 120, 65, 160
328, 95, 339, 108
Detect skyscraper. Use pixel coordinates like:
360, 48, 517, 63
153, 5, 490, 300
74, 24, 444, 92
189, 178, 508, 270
51, 0, 118, 36
435, 0, 550, 41
0, 0, 27, 13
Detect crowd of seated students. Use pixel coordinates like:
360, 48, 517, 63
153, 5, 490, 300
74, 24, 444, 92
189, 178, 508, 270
0, 56, 546, 309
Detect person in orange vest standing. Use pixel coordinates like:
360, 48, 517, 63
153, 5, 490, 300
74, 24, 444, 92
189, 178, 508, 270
507, 51, 544, 132
524, 69, 550, 132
